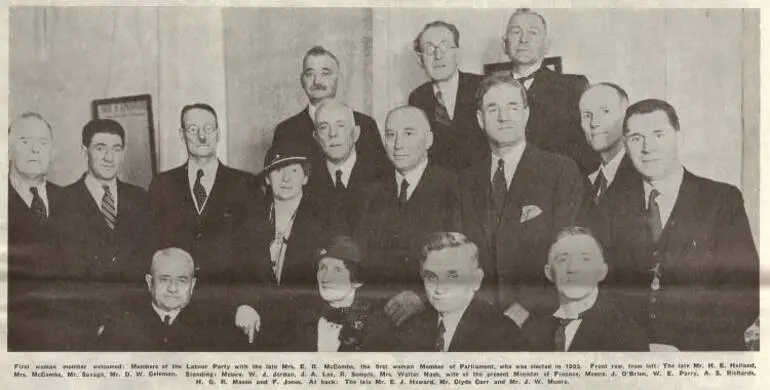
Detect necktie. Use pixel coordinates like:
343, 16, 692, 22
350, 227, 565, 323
101, 185, 117, 230
335, 169, 345, 191
30, 186, 47, 221
436, 320, 446, 352
554, 317, 576, 352
647, 188, 662, 242
491, 159, 507, 221
163, 314, 171, 326
398, 178, 409, 209
515, 73, 536, 89
434, 89, 452, 126
193, 169, 207, 211
593, 170, 608, 203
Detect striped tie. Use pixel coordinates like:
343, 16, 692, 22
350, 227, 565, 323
102, 185, 117, 229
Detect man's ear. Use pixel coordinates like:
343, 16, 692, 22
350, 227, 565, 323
544, 264, 554, 283
598, 263, 608, 283
471, 268, 484, 292
414, 50, 426, 70
145, 274, 153, 292
523, 106, 531, 128
190, 277, 197, 295
425, 130, 434, 151
352, 125, 361, 143
476, 109, 484, 130
543, 36, 552, 57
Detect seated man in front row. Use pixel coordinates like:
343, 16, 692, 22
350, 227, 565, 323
524, 226, 647, 351
99, 247, 241, 351
380, 232, 526, 351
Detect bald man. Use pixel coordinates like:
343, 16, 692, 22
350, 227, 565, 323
100, 248, 242, 351
355, 105, 455, 326
306, 99, 389, 232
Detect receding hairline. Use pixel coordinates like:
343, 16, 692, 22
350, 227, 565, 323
150, 247, 195, 274
506, 8, 548, 33
9, 112, 53, 136
315, 99, 355, 125
581, 83, 629, 106
385, 105, 432, 132
547, 231, 606, 264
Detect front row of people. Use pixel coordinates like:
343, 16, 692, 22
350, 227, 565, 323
98, 228, 652, 352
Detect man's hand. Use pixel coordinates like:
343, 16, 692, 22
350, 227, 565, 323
384, 291, 425, 327
503, 303, 530, 328
235, 305, 261, 344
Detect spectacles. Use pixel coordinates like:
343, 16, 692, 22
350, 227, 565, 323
420, 41, 457, 56
185, 125, 217, 136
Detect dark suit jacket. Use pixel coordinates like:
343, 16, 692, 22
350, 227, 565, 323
99, 301, 243, 351
577, 152, 639, 225
148, 162, 260, 282
355, 162, 455, 299
523, 292, 648, 351
305, 153, 388, 234
58, 175, 151, 282
408, 72, 489, 172
375, 296, 525, 351
8, 180, 67, 351
526, 67, 599, 174
452, 145, 585, 314
272, 107, 390, 173
592, 169, 759, 350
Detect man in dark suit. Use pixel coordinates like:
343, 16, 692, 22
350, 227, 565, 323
577, 83, 637, 220
381, 232, 525, 351
503, 8, 598, 174
452, 75, 584, 328
271, 45, 388, 171
306, 99, 388, 231
408, 20, 487, 172
149, 103, 259, 282
100, 248, 241, 351
58, 119, 151, 282
356, 105, 455, 326
7, 112, 67, 350
524, 227, 647, 351
593, 99, 759, 351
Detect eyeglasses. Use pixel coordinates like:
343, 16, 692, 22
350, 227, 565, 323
420, 41, 457, 56
184, 125, 217, 136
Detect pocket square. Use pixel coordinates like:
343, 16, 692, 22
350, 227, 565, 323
520, 205, 542, 223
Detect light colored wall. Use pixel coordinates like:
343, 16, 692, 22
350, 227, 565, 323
223, 7, 373, 173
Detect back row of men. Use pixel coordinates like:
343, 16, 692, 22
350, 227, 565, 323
9, 9, 757, 352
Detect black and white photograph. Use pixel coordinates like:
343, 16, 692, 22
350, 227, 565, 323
2, 3, 763, 386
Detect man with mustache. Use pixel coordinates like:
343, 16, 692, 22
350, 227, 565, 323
272, 46, 388, 173
7, 112, 67, 350
408, 20, 488, 172
593, 99, 758, 350
149, 103, 260, 282
503, 8, 598, 174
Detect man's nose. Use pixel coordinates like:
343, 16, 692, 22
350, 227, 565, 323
167, 281, 179, 293
498, 107, 512, 121
104, 149, 115, 161
519, 32, 530, 43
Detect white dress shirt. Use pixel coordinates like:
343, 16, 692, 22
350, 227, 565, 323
10, 171, 49, 215
85, 173, 118, 211
643, 166, 685, 228
151, 303, 182, 325
512, 60, 543, 90
437, 298, 473, 352
552, 287, 599, 351
317, 317, 343, 352
589, 148, 626, 186
395, 158, 429, 201
326, 149, 357, 188
308, 103, 320, 124
187, 158, 219, 213
489, 142, 526, 189
433, 70, 460, 120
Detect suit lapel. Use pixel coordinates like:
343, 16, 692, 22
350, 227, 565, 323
658, 170, 698, 261
469, 156, 494, 248
455, 72, 476, 122
199, 162, 226, 223
447, 298, 481, 351
76, 176, 110, 230
497, 146, 536, 233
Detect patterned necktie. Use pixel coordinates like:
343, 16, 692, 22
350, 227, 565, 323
101, 185, 117, 230
491, 159, 507, 221
193, 169, 207, 211
434, 89, 452, 126
593, 170, 608, 203
647, 188, 662, 242
436, 320, 446, 352
335, 169, 345, 191
398, 178, 409, 209
164, 314, 171, 326
30, 186, 47, 221
554, 317, 577, 352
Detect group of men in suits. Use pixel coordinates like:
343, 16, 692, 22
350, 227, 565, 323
8, 8, 758, 352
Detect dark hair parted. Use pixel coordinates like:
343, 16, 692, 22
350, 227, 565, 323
622, 98, 680, 135
303, 46, 340, 68
417, 232, 480, 269
476, 74, 529, 111
413, 20, 461, 53
180, 103, 218, 130
82, 118, 125, 147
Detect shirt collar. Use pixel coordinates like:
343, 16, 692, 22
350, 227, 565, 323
432, 70, 460, 99
308, 103, 320, 124
187, 158, 219, 179
10, 169, 46, 199
395, 158, 429, 188
326, 149, 358, 182
643, 165, 685, 202
553, 287, 599, 320
591, 148, 626, 184
512, 60, 543, 79
438, 296, 474, 334
151, 303, 183, 325
85, 173, 117, 194
490, 142, 526, 184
